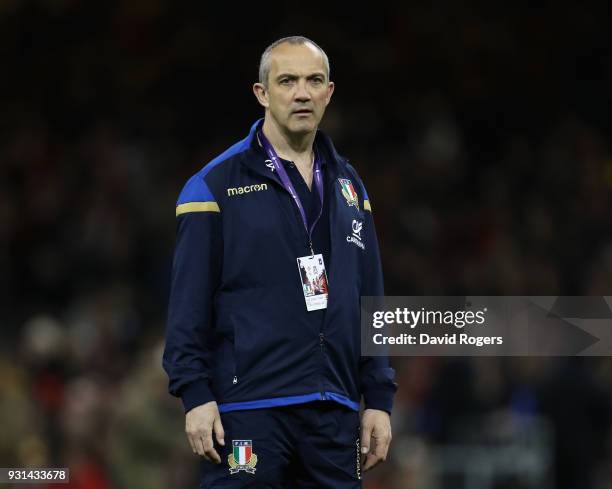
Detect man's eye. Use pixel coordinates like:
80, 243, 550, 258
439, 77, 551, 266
280, 79, 293, 85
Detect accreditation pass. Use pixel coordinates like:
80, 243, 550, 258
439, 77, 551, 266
296, 254, 329, 311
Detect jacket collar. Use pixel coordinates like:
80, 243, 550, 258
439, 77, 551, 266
240, 119, 345, 183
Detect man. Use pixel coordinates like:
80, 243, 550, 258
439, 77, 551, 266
163, 36, 397, 488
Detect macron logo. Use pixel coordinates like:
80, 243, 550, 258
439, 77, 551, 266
227, 183, 268, 197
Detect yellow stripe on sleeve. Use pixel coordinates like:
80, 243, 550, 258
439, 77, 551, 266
176, 202, 220, 216
364, 200, 372, 212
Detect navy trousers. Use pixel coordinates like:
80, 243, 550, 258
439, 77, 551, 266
200, 401, 362, 488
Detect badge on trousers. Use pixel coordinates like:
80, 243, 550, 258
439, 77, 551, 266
228, 440, 258, 474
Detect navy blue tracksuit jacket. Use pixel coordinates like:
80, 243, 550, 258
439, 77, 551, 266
163, 119, 397, 416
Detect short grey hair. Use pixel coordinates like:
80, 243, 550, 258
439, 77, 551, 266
258, 36, 331, 87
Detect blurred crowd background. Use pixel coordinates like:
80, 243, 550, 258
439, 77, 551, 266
2, 1, 612, 488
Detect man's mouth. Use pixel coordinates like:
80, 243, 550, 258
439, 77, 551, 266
293, 109, 312, 114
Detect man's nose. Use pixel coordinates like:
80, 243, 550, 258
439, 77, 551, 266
294, 80, 311, 101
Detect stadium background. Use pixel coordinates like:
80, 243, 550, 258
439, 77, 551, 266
2, 1, 612, 488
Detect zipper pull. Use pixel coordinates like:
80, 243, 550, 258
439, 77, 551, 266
232, 376, 238, 384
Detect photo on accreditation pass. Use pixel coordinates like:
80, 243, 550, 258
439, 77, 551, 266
297, 256, 329, 297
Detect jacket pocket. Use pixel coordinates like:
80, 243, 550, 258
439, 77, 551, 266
211, 335, 238, 394
229, 313, 246, 384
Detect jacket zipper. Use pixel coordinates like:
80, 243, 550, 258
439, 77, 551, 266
319, 332, 326, 400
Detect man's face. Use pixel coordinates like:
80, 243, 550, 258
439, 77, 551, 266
255, 43, 334, 136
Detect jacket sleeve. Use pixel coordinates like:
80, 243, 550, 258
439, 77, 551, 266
358, 179, 398, 414
162, 173, 222, 413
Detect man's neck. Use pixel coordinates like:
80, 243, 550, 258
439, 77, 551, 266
261, 117, 316, 167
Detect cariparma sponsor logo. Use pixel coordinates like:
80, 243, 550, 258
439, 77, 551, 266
228, 440, 258, 474
347, 219, 365, 250
338, 178, 360, 210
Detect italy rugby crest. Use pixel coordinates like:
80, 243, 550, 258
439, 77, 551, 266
338, 178, 360, 210
228, 440, 258, 474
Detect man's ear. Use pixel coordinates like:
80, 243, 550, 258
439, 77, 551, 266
325, 81, 335, 106
253, 83, 269, 108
